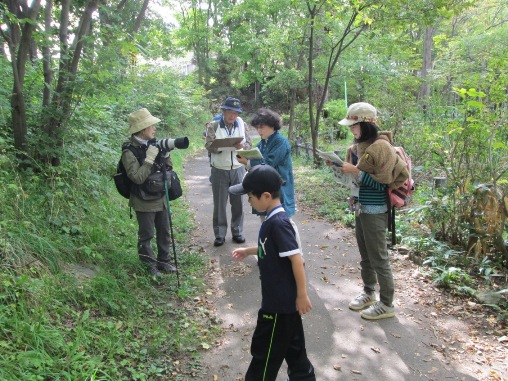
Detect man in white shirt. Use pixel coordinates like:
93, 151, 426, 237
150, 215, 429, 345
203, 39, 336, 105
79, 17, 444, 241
205, 97, 252, 246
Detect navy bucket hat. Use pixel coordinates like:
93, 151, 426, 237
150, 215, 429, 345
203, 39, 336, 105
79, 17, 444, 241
220, 97, 243, 113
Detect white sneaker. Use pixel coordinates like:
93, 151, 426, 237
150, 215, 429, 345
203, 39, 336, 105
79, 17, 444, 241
361, 301, 395, 320
349, 291, 376, 311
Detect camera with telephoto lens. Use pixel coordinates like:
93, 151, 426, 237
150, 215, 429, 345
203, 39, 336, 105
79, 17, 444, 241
149, 137, 189, 151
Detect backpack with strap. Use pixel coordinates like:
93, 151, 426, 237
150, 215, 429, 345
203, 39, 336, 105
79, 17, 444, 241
113, 144, 138, 199
387, 146, 414, 207
387, 145, 414, 246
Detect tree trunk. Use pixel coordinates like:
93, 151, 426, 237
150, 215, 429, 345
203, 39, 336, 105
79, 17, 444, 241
288, 88, 296, 143
4, 0, 42, 153
43, 0, 98, 166
307, 2, 317, 164
418, 26, 436, 103
133, 0, 150, 33
306, 1, 367, 165
42, 0, 53, 108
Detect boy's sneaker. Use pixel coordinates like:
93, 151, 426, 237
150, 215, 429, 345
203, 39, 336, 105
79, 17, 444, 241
349, 291, 376, 311
360, 301, 395, 320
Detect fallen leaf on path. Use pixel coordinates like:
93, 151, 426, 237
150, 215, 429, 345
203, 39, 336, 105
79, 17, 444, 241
351, 370, 362, 374
371, 347, 381, 353
333, 365, 342, 371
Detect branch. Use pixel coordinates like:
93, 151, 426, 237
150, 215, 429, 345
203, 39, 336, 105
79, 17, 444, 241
69, 0, 99, 77
133, 0, 150, 34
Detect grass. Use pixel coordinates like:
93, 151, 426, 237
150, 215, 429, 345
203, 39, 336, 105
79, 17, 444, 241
292, 155, 352, 226
293, 153, 507, 322
0, 142, 221, 380
1, 134, 506, 380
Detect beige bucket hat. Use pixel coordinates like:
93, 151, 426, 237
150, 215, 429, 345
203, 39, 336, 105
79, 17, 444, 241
128, 108, 161, 134
339, 102, 378, 126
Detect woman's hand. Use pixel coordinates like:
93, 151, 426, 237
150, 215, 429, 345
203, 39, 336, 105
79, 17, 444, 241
341, 162, 359, 175
236, 154, 248, 165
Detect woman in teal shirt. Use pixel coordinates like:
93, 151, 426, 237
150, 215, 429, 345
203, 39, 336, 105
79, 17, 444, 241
238, 108, 295, 216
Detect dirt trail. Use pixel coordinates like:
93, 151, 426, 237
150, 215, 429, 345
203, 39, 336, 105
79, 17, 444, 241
183, 151, 507, 381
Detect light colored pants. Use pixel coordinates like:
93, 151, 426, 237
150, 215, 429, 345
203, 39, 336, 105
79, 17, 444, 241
355, 212, 394, 306
211, 166, 245, 239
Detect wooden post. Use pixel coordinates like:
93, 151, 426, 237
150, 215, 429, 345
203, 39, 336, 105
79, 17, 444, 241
433, 177, 447, 190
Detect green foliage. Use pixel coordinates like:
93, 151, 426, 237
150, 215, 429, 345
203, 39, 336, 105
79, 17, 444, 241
293, 156, 352, 225
0, 65, 217, 379
260, 69, 306, 109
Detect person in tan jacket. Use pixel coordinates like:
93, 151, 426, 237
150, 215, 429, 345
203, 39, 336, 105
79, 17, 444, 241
338, 102, 408, 320
122, 108, 177, 278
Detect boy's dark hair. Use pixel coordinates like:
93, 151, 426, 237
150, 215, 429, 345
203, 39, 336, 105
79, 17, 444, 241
355, 122, 380, 144
250, 108, 282, 131
250, 190, 281, 199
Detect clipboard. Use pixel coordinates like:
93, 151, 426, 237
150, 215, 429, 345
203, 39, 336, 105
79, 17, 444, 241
236, 147, 263, 160
209, 136, 244, 149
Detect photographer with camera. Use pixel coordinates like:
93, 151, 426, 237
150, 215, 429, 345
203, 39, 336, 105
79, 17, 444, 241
122, 108, 188, 278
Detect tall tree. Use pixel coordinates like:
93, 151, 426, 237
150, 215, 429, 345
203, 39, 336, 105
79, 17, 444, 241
2, 0, 42, 155
1, 0, 163, 166
305, 0, 372, 164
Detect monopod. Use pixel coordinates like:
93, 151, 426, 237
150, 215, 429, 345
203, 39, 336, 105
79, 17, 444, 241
162, 166, 181, 288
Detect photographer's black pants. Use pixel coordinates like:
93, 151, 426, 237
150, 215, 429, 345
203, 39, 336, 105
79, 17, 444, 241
246, 309, 316, 381
136, 209, 170, 267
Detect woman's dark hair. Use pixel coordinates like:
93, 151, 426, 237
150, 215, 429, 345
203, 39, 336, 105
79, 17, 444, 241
355, 122, 380, 144
250, 108, 282, 130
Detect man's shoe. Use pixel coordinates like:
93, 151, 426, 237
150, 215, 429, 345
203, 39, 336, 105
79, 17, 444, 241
214, 237, 225, 246
232, 235, 245, 244
349, 291, 376, 311
361, 301, 395, 320
157, 262, 177, 274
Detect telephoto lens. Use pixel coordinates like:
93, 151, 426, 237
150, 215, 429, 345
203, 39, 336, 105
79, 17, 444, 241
156, 137, 189, 150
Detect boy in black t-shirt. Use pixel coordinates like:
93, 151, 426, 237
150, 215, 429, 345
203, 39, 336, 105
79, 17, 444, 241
229, 164, 316, 381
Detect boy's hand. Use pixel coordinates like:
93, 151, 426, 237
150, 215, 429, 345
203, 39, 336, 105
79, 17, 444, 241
232, 248, 250, 261
296, 294, 312, 315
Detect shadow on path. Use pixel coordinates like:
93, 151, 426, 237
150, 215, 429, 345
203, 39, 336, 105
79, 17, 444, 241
184, 151, 481, 381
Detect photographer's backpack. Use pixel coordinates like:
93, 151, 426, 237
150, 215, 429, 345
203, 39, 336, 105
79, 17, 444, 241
387, 145, 414, 246
113, 144, 139, 199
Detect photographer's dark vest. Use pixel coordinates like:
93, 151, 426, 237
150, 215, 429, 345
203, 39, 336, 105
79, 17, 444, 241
122, 143, 165, 200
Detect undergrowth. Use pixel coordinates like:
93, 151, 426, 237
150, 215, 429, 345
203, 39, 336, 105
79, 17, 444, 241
0, 126, 219, 380
293, 154, 508, 322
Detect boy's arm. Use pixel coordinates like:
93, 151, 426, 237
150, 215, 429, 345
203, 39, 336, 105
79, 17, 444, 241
232, 246, 257, 261
288, 254, 312, 315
